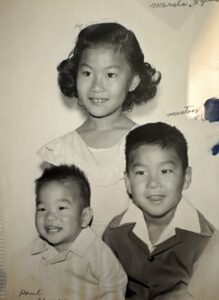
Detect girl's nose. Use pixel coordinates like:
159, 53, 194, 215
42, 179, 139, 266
91, 75, 104, 92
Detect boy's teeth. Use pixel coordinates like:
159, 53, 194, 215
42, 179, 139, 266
148, 195, 164, 201
46, 226, 61, 232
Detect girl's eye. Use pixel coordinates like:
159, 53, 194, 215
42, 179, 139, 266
107, 73, 116, 78
161, 169, 173, 174
82, 71, 91, 77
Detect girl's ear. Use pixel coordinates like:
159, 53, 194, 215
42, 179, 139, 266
183, 166, 192, 190
129, 74, 141, 92
81, 207, 93, 228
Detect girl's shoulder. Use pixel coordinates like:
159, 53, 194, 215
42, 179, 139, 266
37, 130, 88, 166
37, 124, 138, 186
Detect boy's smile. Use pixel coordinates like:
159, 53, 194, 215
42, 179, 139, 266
35, 181, 85, 252
125, 144, 191, 222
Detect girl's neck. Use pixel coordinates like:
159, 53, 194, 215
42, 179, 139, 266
82, 111, 135, 131
77, 112, 135, 148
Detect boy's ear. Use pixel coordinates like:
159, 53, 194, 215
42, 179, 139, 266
81, 207, 93, 228
124, 171, 132, 196
129, 74, 141, 92
183, 166, 192, 190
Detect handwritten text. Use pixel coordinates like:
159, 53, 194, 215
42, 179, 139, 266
166, 106, 198, 117
150, 0, 219, 8
19, 289, 42, 297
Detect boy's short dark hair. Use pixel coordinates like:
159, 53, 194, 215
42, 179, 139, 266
35, 164, 91, 208
125, 122, 188, 173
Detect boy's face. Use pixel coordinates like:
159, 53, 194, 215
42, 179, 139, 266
76, 46, 139, 118
125, 144, 191, 221
35, 181, 89, 252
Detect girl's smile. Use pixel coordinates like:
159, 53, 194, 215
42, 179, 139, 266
77, 46, 138, 119
89, 97, 109, 105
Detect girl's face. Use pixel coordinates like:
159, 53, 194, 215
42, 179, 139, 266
76, 46, 138, 118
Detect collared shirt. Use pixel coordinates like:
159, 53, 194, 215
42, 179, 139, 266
103, 198, 214, 299
120, 197, 201, 252
7, 227, 127, 300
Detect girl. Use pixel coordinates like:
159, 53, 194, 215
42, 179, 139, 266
38, 22, 161, 236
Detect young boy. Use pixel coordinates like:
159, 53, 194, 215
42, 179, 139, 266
7, 165, 127, 300
103, 122, 219, 300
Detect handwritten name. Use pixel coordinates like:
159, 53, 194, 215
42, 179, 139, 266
37, 298, 68, 300
166, 105, 198, 117
150, 0, 219, 8
19, 289, 41, 297
19, 289, 69, 300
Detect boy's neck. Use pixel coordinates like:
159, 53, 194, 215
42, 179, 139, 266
143, 207, 177, 245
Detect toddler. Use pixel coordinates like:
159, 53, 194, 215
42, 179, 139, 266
8, 165, 127, 300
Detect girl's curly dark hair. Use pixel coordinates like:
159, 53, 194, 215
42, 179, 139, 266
57, 22, 161, 111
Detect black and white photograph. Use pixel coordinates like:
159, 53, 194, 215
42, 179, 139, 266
1, 0, 219, 299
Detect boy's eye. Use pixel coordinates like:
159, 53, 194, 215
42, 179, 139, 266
161, 169, 173, 174
59, 206, 68, 211
37, 207, 46, 212
135, 170, 145, 175
107, 72, 116, 78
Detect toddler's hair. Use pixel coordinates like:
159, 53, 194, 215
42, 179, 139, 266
35, 164, 91, 208
57, 22, 161, 111
125, 122, 188, 173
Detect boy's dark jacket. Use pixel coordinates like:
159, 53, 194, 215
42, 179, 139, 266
103, 209, 215, 300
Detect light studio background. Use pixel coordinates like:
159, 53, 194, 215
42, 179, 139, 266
1, 0, 219, 297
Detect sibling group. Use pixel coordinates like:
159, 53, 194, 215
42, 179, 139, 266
8, 22, 219, 300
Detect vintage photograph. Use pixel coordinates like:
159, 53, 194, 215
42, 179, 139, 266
1, 0, 219, 299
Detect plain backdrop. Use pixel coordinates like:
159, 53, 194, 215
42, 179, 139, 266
1, 0, 219, 273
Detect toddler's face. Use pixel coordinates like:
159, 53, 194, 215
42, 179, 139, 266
125, 144, 191, 221
35, 181, 85, 252
76, 46, 139, 118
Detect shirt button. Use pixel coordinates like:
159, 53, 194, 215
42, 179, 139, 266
148, 255, 154, 262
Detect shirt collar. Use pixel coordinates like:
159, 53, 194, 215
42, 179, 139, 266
31, 227, 97, 263
120, 197, 201, 251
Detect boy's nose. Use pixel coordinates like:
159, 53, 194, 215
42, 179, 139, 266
147, 174, 161, 189
91, 75, 104, 92
45, 211, 57, 221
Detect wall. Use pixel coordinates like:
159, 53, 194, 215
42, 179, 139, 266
188, 7, 219, 106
